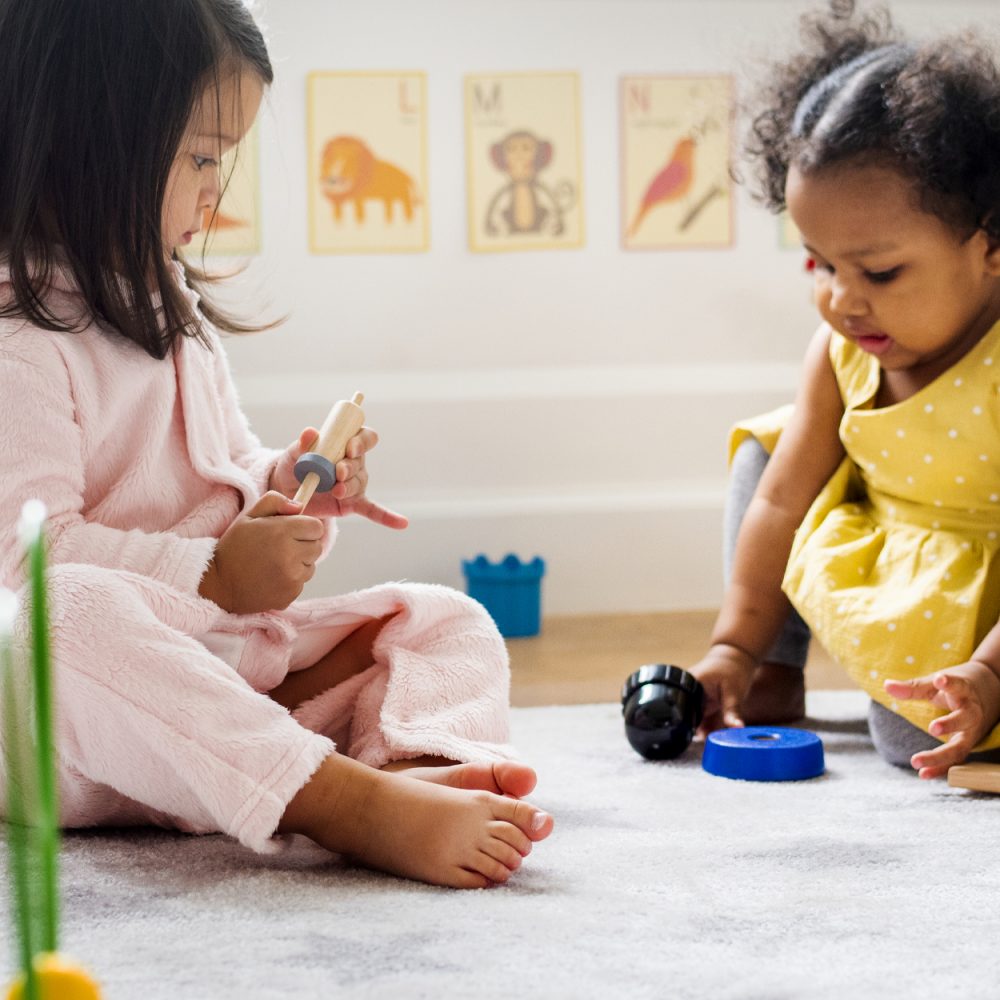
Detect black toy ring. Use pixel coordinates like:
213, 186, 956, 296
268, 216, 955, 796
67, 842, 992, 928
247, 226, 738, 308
621, 663, 705, 760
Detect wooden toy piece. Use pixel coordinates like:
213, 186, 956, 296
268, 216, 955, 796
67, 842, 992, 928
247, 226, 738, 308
6, 954, 102, 1000
947, 762, 1000, 793
292, 391, 366, 510
621, 664, 705, 760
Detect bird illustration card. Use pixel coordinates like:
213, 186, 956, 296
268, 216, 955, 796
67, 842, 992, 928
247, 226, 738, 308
620, 75, 733, 250
465, 72, 584, 253
307, 72, 429, 254
185, 123, 261, 259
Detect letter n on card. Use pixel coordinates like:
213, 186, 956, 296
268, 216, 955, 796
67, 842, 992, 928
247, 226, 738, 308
621, 76, 733, 250
307, 72, 429, 254
465, 72, 585, 253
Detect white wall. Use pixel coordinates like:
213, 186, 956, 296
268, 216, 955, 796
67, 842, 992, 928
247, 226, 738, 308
218, 0, 998, 614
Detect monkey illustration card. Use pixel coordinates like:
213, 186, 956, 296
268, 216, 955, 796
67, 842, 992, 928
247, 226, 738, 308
184, 122, 261, 259
465, 72, 584, 253
307, 72, 429, 254
620, 75, 733, 250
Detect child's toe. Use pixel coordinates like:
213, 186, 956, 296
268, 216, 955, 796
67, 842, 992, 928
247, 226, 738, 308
489, 820, 532, 856
485, 839, 523, 872
502, 799, 553, 841
492, 760, 538, 798
475, 852, 515, 884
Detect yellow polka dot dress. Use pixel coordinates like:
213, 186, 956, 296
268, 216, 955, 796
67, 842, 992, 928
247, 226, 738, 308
736, 324, 1000, 751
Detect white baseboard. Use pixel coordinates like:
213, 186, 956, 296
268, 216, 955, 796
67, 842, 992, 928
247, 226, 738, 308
236, 361, 792, 614
303, 487, 726, 614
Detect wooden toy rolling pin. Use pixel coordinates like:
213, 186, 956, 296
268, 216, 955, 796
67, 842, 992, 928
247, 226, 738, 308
948, 763, 1000, 793
293, 392, 365, 510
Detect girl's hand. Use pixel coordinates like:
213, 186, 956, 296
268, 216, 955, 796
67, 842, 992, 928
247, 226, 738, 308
884, 661, 1000, 779
270, 426, 409, 530
690, 643, 757, 737
199, 491, 325, 614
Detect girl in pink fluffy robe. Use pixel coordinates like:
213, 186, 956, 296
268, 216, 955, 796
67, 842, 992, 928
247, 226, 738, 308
0, 0, 553, 889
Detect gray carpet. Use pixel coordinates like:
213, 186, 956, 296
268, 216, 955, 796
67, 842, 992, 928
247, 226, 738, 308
3, 691, 1000, 999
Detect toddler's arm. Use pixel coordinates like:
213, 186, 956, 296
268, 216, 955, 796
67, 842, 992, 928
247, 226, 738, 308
692, 327, 846, 732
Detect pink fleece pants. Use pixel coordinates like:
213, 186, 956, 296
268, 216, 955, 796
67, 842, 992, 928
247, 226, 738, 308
1, 565, 513, 853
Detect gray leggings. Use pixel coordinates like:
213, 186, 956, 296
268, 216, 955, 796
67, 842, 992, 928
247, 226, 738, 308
726, 437, 1000, 768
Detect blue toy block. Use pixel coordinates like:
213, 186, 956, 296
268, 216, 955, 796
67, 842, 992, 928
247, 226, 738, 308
462, 553, 546, 638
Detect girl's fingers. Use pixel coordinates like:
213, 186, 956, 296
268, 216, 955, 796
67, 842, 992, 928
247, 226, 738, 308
284, 515, 326, 541
721, 689, 745, 729
929, 708, 969, 738
352, 498, 409, 530
698, 709, 726, 739
334, 458, 366, 490
912, 732, 973, 777
345, 427, 379, 459
884, 676, 938, 701
299, 427, 319, 448
933, 671, 973, 704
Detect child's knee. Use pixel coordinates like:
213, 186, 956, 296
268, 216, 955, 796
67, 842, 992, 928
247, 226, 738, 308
377, 584, 509, 676
399, 583, 505, 640
867, 700, 937, 768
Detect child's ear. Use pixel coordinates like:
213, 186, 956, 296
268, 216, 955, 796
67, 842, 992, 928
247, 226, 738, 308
981, 220, 1000, 275
985, 244, 1000, 277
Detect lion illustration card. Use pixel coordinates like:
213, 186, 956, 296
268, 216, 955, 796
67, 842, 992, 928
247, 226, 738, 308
307, 72, 429, 254
184, 123, 261, 259
465, 72, 584, 253
620, 75, 733, 250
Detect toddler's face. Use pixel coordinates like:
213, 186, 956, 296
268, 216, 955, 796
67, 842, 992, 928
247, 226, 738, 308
161, 67, 264, 257
786, 161, 1000, 373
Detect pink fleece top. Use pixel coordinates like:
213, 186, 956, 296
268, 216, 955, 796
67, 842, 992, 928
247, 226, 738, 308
0, 262, 313, 593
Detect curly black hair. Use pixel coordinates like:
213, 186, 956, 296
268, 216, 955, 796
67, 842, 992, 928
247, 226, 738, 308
744, 0, 1000, 241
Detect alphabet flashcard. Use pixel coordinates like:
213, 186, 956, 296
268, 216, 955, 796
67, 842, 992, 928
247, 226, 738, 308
620, 75, 733, 250
465, 72, 584, 253
307, 72, 429, 254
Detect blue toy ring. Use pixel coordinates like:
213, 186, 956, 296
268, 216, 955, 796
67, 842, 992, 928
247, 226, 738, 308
702, 726, 825, 782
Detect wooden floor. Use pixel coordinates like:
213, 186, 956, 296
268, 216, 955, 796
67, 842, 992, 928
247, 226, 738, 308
507, 610, 852, 707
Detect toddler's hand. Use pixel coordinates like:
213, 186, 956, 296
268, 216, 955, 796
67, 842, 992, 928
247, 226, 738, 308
199, 491, 325, 614
690, 643, 756, 737
271, 426, 408, 530
884, 661, 1000, 779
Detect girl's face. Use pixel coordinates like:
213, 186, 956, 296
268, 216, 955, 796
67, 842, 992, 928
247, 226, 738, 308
786, 162, 1000, 374
161, 68, 264, 256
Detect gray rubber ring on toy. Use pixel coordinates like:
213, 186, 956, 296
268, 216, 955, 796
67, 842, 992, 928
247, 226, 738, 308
294, 452, 336, 492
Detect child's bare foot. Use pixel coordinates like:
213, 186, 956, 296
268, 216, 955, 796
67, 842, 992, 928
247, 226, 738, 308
278, 753, 554, 888
387, 759, 538, 798
885, 660, 1000, 779
741, 662, 806, 725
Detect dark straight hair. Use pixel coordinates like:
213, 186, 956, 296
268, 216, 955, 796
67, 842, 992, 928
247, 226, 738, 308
0, 0, 274, 359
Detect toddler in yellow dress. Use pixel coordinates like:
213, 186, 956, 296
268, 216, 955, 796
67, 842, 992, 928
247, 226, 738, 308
689, 1, 1000, 779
